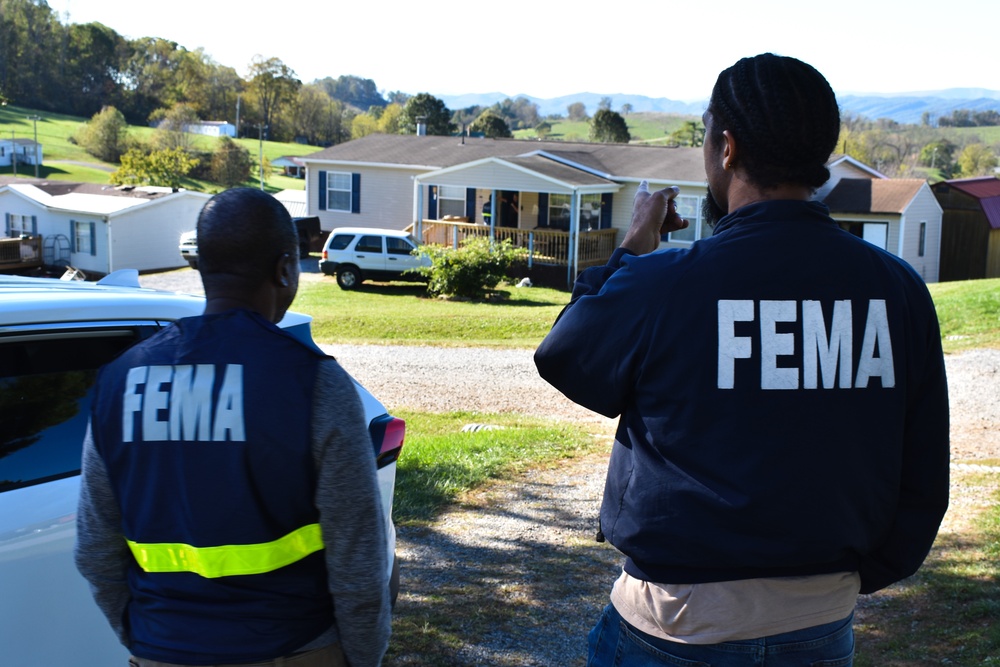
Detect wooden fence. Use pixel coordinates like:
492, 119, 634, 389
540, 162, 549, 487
413, 220, 617, 269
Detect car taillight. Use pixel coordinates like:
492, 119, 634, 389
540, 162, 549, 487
322, 249, 328, 260
369, 415, 405, 469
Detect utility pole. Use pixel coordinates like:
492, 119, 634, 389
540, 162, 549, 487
10, 130, 16, 177
235, 94, 241, 138
26, 115, 40, 178
257, 123, 267, 190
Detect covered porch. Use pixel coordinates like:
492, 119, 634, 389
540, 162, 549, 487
411, 155, 622, 288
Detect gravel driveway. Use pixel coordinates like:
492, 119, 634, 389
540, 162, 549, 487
140, 268, 999, 665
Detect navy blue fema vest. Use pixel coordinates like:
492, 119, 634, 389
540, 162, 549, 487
91, 309, 332, 665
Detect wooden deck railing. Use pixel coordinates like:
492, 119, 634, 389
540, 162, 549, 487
412, 220, 617, 268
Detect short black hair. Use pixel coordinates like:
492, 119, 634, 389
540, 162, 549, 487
196, 188, 297, 285
707, 53, 840, 190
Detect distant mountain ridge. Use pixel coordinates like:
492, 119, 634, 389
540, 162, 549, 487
438, 89, 1000, 126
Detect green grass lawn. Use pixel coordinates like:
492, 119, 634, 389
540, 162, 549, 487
928, 277, 1000, 352
0, 103, 312, 191
391, 410, 600, 524
294, 273, 999, 353
513, 111, 699, 144
292, 279, 570, 348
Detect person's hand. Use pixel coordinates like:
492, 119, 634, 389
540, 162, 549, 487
620, 181, 688, 255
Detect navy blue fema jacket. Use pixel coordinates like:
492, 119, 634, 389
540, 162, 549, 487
534, 200, 950, 595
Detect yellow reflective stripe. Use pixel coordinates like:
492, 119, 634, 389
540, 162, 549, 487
126, 524, 323, 579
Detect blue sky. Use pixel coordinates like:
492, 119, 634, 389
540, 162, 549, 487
53, 0, 998, 101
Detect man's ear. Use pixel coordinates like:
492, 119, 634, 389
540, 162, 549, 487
274, 252, 293, 288
722, 130, 739, 171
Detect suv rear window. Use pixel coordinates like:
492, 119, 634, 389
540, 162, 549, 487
329, 234, 355, 251
0, 327, 157, 493
386, 237, 415, 256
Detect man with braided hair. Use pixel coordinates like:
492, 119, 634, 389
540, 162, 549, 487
535, 54, 949, 665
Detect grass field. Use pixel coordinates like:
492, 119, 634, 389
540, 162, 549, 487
0, 103, 310, 192
513, 111, 699, 144
295, 273, 1000, 354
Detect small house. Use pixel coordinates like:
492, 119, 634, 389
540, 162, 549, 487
0, 179, 210, 276
931, 177, 1000, 281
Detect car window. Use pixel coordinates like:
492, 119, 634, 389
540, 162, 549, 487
386, 237, 415, 256
329, 234, 355, 251
0, 327, 158, 493
355, 236, 384, 253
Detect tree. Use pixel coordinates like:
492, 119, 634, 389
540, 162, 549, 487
402, 93, 454, 135
292, 83, 338, 145
590, 109, 630, 143
567, 102, 588, 122
209, 136, 252, 187
535, 121, 552, 139
316, 74, 385, 110
148, 102, 200, 151
351, 113, 380, 139
111, 146, 198, 190
598, 96, 613, 111
75, 105, 130, 162
621, 103, 633, 116
245, 55, 300, 141
470, 110, 512, 138
669, 120, 704, 147
378, 103, 404, 134
958, 144, 999, 177
918, 139, 957, 170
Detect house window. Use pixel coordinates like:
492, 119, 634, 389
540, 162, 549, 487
666, 195, 710, 243
918, 221, 927, 257
326, 172, 353, 212
546, 193, 603, 231
8, 214, 32, 237
74, 221, 94, 255
437, 185, 466, 219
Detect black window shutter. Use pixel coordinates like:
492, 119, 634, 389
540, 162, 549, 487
69, 220, 76, 252
31, 215, 37, 235
538, 193, 549, 227
89, 222, 96, 255
427, 185, 437, 219
601, 193, 613, 229
351, 173, 361, 214
465, 188, 476, 220
318, 171, 327, 210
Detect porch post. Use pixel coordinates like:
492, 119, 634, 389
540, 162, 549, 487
414, 177, 423, 240
489, 189, 497, 244
568, 190, 580, 288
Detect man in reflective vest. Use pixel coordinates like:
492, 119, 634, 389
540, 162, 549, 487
76, 188, 390, 667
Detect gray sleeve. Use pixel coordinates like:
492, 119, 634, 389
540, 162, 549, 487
312, 359, 391, 667
74, 421, 132, 646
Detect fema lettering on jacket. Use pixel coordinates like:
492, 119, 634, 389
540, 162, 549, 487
717, 299, 895, 390
122, 364, 246, 442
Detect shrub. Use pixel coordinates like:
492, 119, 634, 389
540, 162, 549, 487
413, 236, 527, 299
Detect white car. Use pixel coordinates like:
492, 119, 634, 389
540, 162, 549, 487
0, 270, 403, 664
319, 227, 430, 289
178, 229, 198, 269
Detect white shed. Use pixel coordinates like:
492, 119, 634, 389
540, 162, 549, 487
0, 181, 210, 276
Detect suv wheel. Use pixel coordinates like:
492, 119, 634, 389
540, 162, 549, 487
336, 266, 361, 289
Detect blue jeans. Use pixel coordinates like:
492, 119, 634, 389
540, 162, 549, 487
587, 604, 854, 667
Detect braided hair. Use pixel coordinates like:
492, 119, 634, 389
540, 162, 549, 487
707, 53, 840, 191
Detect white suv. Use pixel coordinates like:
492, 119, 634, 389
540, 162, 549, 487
0, 271, 403, 664
319, 227, 429, 289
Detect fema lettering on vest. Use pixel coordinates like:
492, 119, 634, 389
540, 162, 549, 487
122, 364, 246, 442
717, 299, 895, 390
